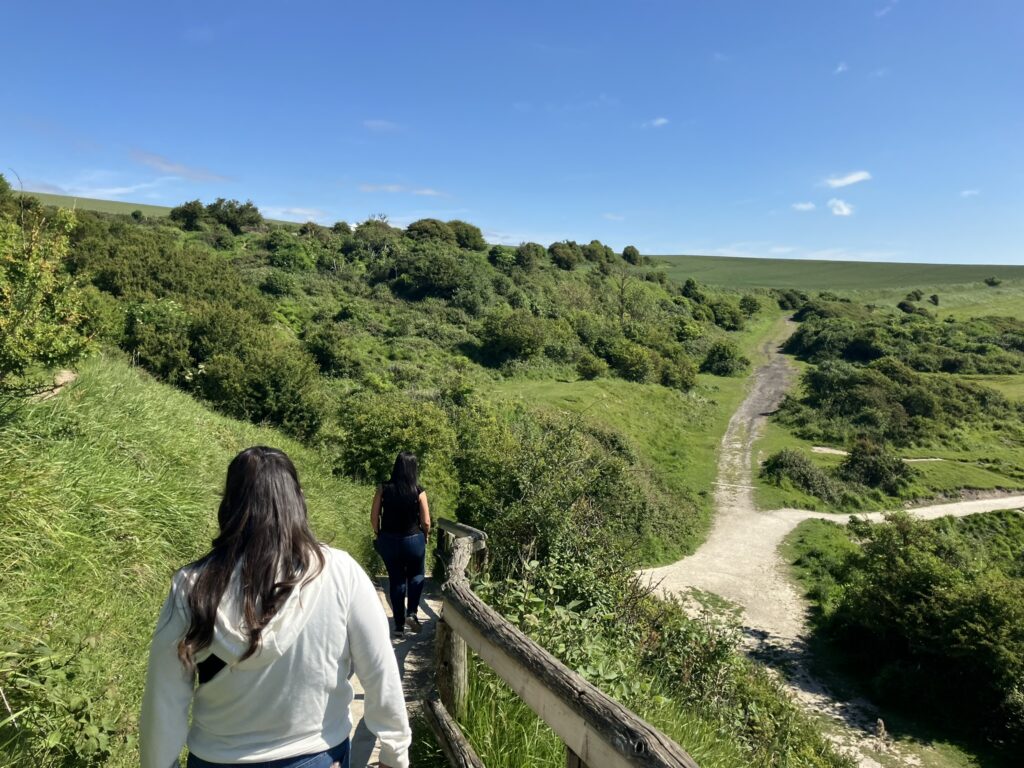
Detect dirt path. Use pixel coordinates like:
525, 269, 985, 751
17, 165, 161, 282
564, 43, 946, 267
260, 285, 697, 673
350, 580, 441, 767
642, 321, 1024, 767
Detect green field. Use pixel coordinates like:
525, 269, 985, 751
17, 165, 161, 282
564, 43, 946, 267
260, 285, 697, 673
18, 191, 174, 218
659, 254, 1024, 291
0, 354, 370, 766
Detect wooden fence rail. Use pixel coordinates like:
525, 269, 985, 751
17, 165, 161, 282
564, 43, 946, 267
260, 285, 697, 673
423, 518, 700, 768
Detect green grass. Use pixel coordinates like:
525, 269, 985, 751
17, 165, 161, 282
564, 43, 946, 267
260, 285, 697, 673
0, 353, 371, 767
658, 255, 1024, 292
958, 373, 1024, 401
492, 311, 790, 563
18, 191, 173, 218
453, 656, 763, 768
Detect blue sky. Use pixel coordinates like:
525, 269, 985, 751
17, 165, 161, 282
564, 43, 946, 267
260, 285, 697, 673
3, 1, 1022, 264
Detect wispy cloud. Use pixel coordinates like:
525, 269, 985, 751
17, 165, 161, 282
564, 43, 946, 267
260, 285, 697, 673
263, 206, 328, 222
363, 119, 400, 132
712, 52, 730, 63
875, 2, 897, 18
601, 212, 625, 222
23, 180, 68, 195
131, 150, 229, 182
834, 62, 849, 75
792, 202, 816, 212
827, 198, 854, 216
824, 170, 871, 188
643, 117, 670, 128
960, 189, 981, 198
359, 183, 446, 197
769, 246, 797, 255
870, 68, 889, 78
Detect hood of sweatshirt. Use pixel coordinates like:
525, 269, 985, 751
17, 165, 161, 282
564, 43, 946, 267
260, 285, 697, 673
178, 562, 327, 670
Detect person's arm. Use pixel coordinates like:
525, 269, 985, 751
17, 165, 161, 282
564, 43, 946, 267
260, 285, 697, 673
370, 486, 382, 537
347, 562, 411, 768
139, 574, 193, 768
418, 491, 431, 538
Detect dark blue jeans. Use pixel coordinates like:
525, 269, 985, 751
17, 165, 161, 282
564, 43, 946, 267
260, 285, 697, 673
186, 739, 349, 768
375, 531, 426, 629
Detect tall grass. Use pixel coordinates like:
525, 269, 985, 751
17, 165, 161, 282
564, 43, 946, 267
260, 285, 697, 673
0, 353, 370, 766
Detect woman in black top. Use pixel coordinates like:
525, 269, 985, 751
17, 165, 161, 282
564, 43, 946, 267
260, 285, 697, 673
372, 452, 431, 637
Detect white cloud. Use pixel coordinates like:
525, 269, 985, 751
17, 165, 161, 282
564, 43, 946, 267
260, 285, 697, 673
601, 212, 625, 221
824, 170, 871, 188
363, 119, 399, 132
834, 62, 849, 74
827, 198, 854, 216
960, 189, 980, 197
644, 117, 670, 128
792, 202, 816, 212
875, 3, 896, 18
131, 150, 229, 182
359, 183, 446, 197
263, 206, 328, 222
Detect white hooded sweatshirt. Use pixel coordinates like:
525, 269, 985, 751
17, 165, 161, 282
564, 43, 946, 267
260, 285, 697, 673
140, 546, 410, 768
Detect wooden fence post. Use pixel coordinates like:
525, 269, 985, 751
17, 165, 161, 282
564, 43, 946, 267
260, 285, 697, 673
435, 606, 468, 721
566, 747, 587, 768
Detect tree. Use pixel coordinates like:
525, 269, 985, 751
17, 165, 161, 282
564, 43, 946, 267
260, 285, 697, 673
332, 221, 352, 235
548, 240, 582, 270
514, 242, 545, 271
582, 239, 613, 262
985, 276, 1002, 287
169, 199, 205, 231
406, 218, 457, 244
739, 294, 761, 317
448, 220, 487, 251
205, 198, 263, 235
0, 207, 89, 406
622, 245, 641, 265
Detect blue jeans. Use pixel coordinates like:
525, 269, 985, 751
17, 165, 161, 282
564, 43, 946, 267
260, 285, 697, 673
186, 739, 349, 768
375, 531, 426, 629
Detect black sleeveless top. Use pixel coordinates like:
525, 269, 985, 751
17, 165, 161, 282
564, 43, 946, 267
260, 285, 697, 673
380, 483, 423, 536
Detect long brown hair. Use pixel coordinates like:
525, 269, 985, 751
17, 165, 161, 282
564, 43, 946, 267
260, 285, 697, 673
177, 446, 325, 669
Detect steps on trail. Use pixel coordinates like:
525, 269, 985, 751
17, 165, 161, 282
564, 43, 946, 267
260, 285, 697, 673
349, 578, 441, 768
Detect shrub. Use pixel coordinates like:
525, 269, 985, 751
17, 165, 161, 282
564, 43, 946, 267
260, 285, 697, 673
480, 309, 548, 362
700, 341, 749, 376
622, 245, 641, 265
123, 300, 193, 384
761, 449, 843, 503
448, 220, 487, 251
205, 198, 262, 234
260, 270, 297, 296
575, 352, 608, 380
514, 242, 545, 271
406, 218, 457, 244
739, 294, 761, 317
548, 241, 582, 270
488, 245, 516, 272
708, 298, 744, 331
266, 229, 314, 271
169, 199, 205, 231
660, 351, 697, 390
606, 339, 658, 383
0, 207, 89, 402
985, 276, 1002, 286
837, 438, 913, 495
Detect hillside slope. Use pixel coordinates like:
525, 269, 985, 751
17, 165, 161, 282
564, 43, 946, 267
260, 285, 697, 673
0, 354, 371, 766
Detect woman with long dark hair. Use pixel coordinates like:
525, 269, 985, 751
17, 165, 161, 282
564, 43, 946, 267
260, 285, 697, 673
371, 452, 431, 637
140, 446, 410, 768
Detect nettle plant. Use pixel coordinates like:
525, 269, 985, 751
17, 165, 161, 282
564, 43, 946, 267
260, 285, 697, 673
1, 634, 122, 766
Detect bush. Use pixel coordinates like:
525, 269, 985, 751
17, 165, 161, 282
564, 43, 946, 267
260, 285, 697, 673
575, 352, 608, 380
123, 300, 193, 384
622, 245, 641, 265
406, 218, 457, 244
448, 220, 487, 251
266, 229, 314, 271
169, 199, 205, 231
700, 341, 749, 376
739, 294, 761, 317
985, 276, 1002, 286
0, 207, 89, 402
480, 309, 548, 362
708, 298, 744, 331
606, 339, 658, 383
205, 198, 263, 234
760, 449, 843, 503
548, 241, 582, 270
514, 242, 545, 271
837, 438, 913, 495
660, 352, 697, 390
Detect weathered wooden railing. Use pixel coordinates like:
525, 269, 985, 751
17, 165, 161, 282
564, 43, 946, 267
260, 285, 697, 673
423, 518, 700, 768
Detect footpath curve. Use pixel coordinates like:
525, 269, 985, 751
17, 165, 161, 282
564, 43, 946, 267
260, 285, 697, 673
642, 320, 1024, 767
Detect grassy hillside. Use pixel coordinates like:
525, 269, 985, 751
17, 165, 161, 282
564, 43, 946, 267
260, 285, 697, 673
659, 254, 1024, 291
0, 354, 371, 766
18, 191, 173, 218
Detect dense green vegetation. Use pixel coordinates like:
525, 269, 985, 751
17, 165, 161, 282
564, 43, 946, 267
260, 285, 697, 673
785, 512, 1024, 755
760, 296, 1024, 509
0, 356, 370, 766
